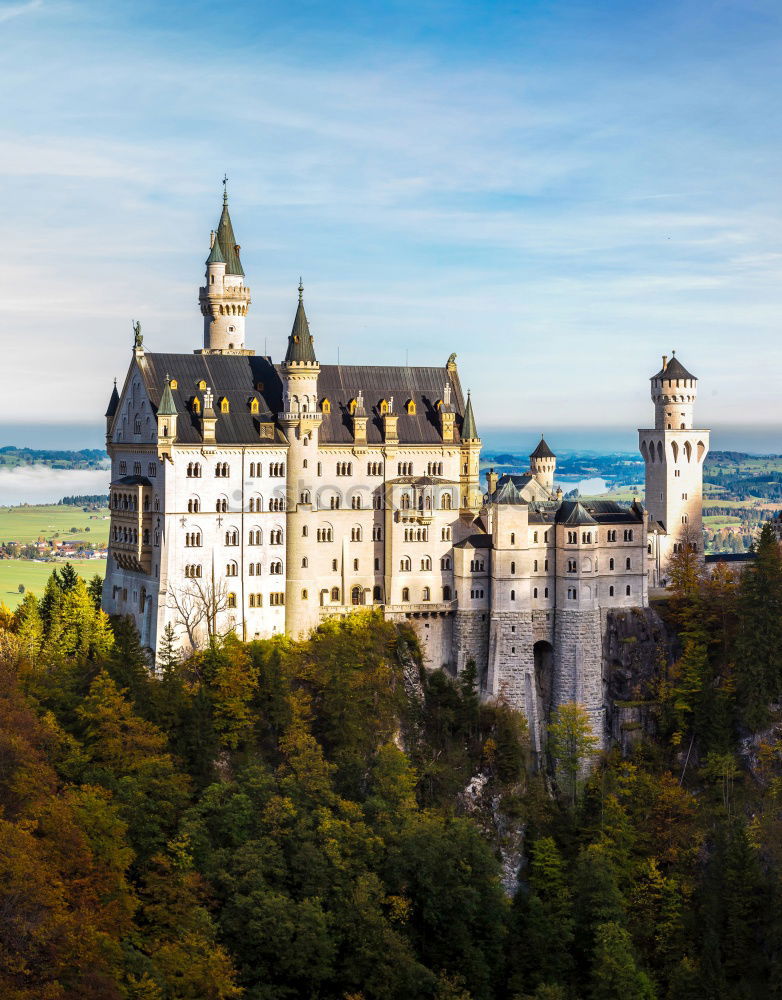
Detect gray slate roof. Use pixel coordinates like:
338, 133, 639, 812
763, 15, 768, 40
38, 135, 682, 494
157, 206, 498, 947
555, 498, 645, 525
137, 353, 468, 447
105, 381, 120, 418
530, 436, 555, 459
652, 355, 695, 381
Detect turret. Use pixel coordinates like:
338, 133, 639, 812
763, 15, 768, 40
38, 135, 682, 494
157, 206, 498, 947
460, 390, 482, 512
650, 352, 697, 431
530, 436, 556, 493
198, 182, 252, 354
280, 282, 322, 638
105, 378, 119, 439
156, 375, 178, 460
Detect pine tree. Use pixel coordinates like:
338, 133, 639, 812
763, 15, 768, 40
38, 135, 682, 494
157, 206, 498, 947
158, 622, 180, 675
590, 922, 655, 1000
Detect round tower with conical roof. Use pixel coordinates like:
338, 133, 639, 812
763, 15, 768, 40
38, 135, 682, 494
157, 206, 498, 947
198, 182, 252, 353
530, 436, 556, 492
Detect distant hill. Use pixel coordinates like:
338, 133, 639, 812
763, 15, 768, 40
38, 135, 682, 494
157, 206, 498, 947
0, 446, 108, 470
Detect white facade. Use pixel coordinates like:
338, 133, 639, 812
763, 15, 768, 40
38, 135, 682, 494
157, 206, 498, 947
102, 193, 708, 748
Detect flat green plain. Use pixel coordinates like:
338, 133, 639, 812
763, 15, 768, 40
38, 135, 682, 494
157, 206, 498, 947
0, 504, 111, 546
0, 558, 108, 610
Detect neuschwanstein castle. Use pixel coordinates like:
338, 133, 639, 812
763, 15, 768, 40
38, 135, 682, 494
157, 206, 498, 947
103, 187, 710, 747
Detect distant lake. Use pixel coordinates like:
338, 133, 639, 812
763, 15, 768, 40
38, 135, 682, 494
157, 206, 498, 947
0, 466, 110, 506
567, 477, 608, 495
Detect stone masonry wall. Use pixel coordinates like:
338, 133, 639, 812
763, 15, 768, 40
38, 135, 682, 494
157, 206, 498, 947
553, 608, 606, 747
454, 610, 490, 683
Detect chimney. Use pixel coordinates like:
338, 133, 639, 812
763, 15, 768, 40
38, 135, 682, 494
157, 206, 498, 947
662, 354, 668, 372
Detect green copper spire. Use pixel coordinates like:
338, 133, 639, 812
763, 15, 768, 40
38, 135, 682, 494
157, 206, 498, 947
158, 375, 178, 416
284, 280, 318, 364
462, 390, 478, 440
206, 232, 225, 265
214, 180, 244, 277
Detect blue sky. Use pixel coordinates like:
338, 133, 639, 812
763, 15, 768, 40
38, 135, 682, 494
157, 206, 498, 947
1, 0, 781, 447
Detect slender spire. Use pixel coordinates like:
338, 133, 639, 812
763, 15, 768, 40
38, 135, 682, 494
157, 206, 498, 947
214, 179, 244, 276
462, 390, 478, 440
105, 378, 120, 418
157, 375, 178, 416
284, 280, 318, 364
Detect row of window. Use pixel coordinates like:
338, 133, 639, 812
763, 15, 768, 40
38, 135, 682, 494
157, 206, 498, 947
118, 461, 157, 478
187, 461, 287, 479
566, 529, 635, 544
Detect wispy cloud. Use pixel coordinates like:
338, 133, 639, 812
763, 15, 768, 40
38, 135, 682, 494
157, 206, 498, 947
0, 0, 41, 24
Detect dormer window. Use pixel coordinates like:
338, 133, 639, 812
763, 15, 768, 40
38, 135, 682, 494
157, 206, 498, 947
321, 398, 331, 414
348, 398, 357, 415
249, 397, 260, 414
197, 379, 207, 391
220, 397, 230, 414
169, 378, 178, 390
379, 399, 389, 415
192, 397, 201, 414
405, 399, 416, 415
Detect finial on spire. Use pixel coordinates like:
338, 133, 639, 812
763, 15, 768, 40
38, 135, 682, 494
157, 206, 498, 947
298, 277, 303, 302
113, 377, 117, 387
222, 174, 228, 205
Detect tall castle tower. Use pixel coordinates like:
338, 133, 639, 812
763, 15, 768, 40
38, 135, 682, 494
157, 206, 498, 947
198, 182, 252, 354
280, 282, 322, 637
639, 353, 710, 578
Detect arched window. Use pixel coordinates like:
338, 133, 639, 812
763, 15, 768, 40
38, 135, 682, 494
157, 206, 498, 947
331, 587, 340, 602
270, 560, 283, 575
220, 397, 229, 414
422, 586, 430, 601
511, 589, 516, 601
400, 493, 411, 510
225, 529, 239, 546
626, 585, 631, 596
270, 528, 283, 545
373, 585, 382, 603
609, 558, 615, 570
227, 593, 237, 609
625, 557, 631, 569
249, 528, 262, 545
351, 586, 362, 606
609, 585, 614, 597
510, 561, 516, 574
400, 556, 411, 571
421, 556, 432, 571
443, 585, 451, 600
351, 525, 362, 542
401, 587, 410, 602
226, 560, 238, 577
188, 497, 200, 513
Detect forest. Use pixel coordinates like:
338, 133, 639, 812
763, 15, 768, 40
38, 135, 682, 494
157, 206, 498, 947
0, 528, 781, 1000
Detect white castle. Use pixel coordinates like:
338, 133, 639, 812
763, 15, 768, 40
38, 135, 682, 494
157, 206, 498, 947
103, 187, 710, 747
